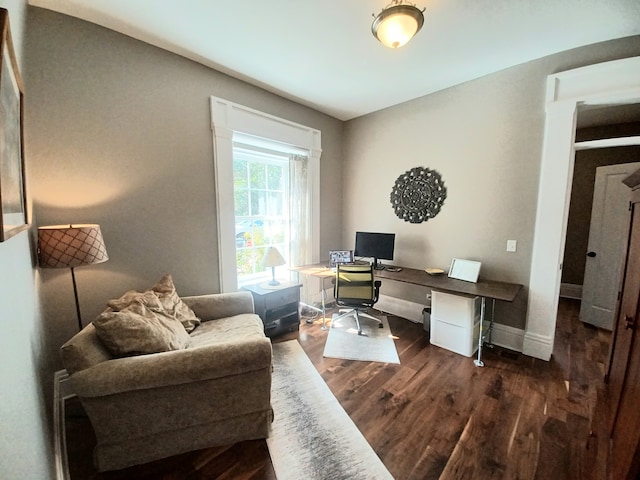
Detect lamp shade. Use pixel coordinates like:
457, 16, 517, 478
372, 2, 424, 49
38, 224, 109, 269
263, 246, 286, 268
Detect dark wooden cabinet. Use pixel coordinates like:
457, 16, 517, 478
242, 282, 301, 338
602, 168, 640, 479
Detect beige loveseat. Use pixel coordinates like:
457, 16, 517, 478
61, 283, 273, 472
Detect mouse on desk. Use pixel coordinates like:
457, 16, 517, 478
386, 267, 402, 272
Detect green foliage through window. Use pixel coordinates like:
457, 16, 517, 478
233, 145, 289, 282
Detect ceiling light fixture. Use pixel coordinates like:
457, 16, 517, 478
372, 0, 425, 49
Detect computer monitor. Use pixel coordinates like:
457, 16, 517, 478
354, 231, 395, 270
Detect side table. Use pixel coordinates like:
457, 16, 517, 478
242, 282, 302, 338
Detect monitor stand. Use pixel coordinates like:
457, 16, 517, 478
373, 258, 385, 270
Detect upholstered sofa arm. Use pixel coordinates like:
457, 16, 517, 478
182, 291, 255, 320
70, 336, 271, 398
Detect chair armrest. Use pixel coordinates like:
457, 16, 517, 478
181, 291, 255, 320
69, 336, 272, 398
374, 280, 381, 303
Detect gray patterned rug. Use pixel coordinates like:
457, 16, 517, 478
267, 340, 393, 480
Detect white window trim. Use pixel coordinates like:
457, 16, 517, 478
525, 56, 640, 361
210, 97, 322, 292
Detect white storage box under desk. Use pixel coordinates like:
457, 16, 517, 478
430, 290, 481, 357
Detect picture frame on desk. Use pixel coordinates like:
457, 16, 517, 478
448, 258, 481, 283
329, 250, 353, 267
0, 9, 28, 242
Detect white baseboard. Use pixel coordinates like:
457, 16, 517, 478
522, 331, 554, 361
486, 322, 525, 352
53, 369, 74, 480
376, 294, 424, 323
560, 283, 582, 300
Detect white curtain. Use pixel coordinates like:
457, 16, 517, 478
289, 154, 309, 268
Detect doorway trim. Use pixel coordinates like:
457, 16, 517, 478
524, 56, 640, 360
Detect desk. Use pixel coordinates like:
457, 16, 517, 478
374, 267, 521, 302
375, 266, 522, 366
289, 264, 336, 330
293, 263, 523, 366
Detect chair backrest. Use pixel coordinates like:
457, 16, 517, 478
334, 264, 380, 308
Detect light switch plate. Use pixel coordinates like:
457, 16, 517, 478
507, 240, 517, 252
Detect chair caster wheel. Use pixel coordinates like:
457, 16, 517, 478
378, 324, 383, 328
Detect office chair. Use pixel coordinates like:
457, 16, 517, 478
332, 264, 383, 335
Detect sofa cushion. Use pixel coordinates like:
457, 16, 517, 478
107, 274, 201, 333
60, 324, 114, 375
189, 313, 266, 348
94, 291, 190, 356
107, 289, 147, 310
150, 274, 201, 332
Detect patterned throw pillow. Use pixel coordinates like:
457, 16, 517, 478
94, 291, 190, 356
106, 274, 201, 332
149, 274, 201, 333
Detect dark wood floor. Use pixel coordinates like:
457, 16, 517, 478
65, 298, 611, 479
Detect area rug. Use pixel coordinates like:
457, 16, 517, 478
267, 340, 393, 480
322, 313, 400, 364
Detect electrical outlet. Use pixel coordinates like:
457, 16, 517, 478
507, 240, 517, 252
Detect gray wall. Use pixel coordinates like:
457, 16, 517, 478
0, 2, 55, 479
4, 2, 640, 475
25, 7, 345, 369
343, 36, 640, 329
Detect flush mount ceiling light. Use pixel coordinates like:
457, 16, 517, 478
372, 0, 425, 49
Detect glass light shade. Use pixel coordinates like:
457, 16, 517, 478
372, 4, 424, 49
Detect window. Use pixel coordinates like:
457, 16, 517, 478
233, 142, 290, 284
210, 97, 321, 292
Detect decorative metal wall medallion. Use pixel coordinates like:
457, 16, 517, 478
390, 167, 447, 223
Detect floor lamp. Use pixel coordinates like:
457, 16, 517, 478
37, 224, 109, 331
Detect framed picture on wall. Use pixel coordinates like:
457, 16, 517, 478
0, 8, 28, 242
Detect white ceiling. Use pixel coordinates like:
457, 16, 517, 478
29, 0, 640, 121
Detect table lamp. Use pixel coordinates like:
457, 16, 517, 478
263, 246, 285, 286
37, 224, 109, 331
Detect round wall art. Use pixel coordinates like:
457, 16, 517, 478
390, 167, 447, 223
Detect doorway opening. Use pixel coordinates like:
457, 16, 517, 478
561, 115, 640, 332
525, 57, 640, 361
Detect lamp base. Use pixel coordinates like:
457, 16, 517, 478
268, 266, 280, 286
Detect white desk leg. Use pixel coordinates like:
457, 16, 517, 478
295, 271, 317, 325
474, 296, 486, 367
297, 273, 330, 330
487, 298, 496, 347
321, 277, 328, 330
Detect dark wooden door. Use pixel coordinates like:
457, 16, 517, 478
608, 175, 640, 480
